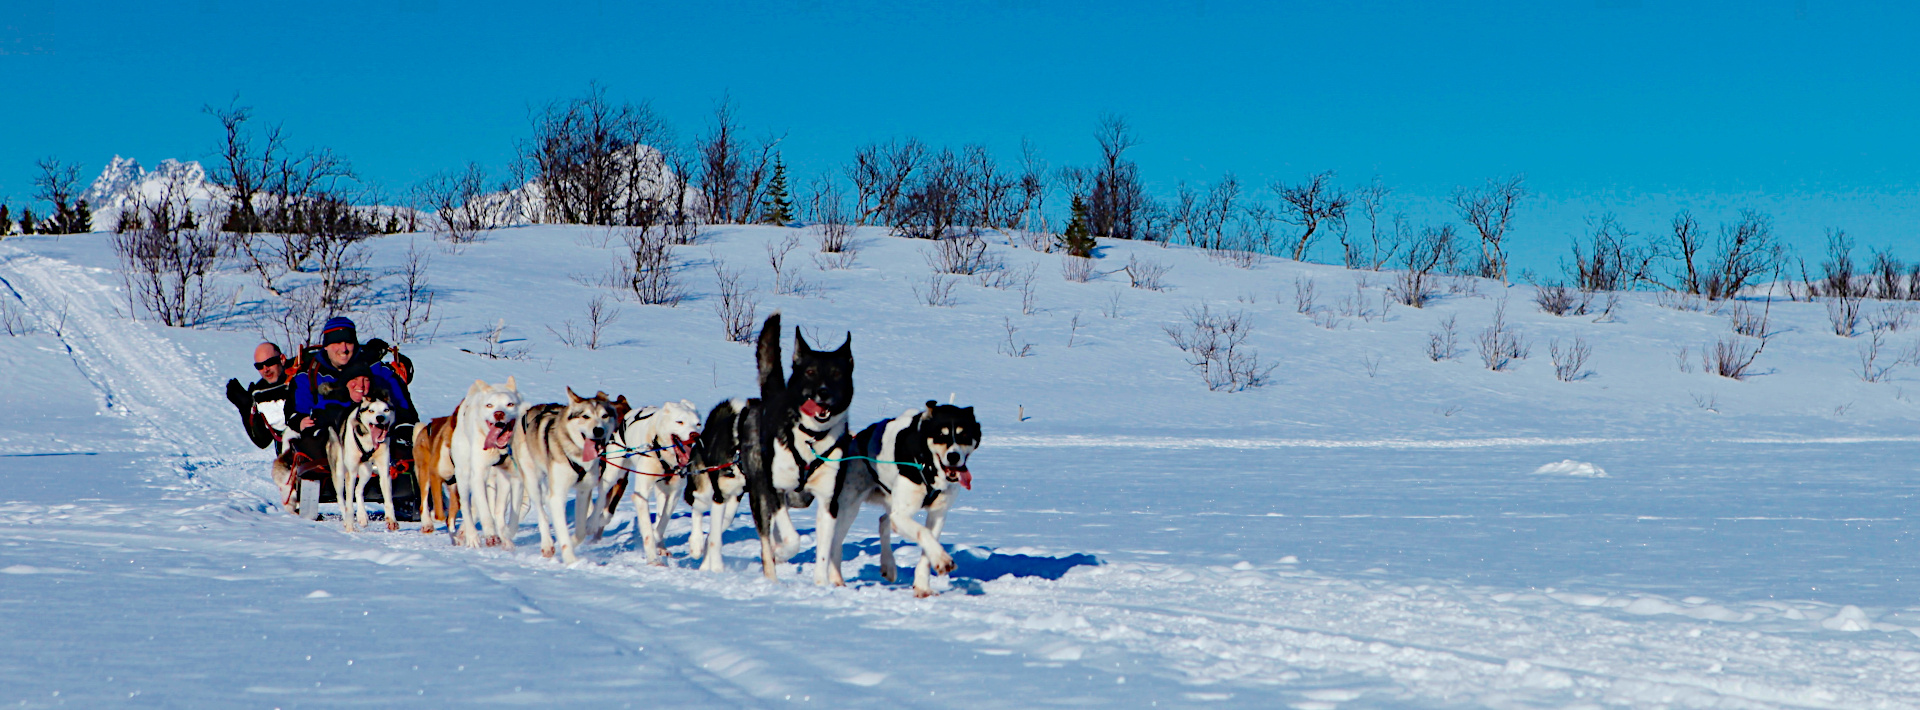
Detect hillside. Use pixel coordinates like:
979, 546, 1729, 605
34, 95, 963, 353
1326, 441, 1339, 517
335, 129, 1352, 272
3, 224, 1919, 708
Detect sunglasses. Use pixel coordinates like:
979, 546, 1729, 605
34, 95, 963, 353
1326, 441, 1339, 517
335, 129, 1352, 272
254, 356, 284, 370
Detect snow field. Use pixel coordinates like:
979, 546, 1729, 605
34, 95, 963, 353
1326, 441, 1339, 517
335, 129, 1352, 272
4, 223, 1920, 708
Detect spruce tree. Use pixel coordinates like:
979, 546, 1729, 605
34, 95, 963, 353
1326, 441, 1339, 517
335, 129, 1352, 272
0, 205, 10, 236
759, 158, 794, 225
18, 207, 35, 235
1059, 194, 1095, 258
71, 199, 93, 234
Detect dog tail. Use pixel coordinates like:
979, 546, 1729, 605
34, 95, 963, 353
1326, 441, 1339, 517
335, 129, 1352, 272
755, 312, 784, 406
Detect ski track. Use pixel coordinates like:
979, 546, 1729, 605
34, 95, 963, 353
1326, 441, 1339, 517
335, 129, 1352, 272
5, 242, 1920, 708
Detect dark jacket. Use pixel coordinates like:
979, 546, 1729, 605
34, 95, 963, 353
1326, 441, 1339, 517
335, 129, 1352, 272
243, 377, 292, 449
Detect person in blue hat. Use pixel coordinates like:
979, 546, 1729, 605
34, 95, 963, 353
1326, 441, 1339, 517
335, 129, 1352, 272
286, 316, 421, 519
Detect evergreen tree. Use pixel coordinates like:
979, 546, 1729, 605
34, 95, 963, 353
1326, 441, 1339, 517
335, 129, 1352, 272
1059, 194, 1096, 258
18, 207, 35, 235
71, 198, 93, 234
0, 205, 10, 236
759, 158, 794, 225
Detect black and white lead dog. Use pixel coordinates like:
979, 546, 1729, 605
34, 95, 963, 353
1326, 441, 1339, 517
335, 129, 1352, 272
738, 312, 857, 582
827, 401, 981, 596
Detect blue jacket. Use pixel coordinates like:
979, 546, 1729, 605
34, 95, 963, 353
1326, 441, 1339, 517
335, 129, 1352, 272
289, 351, 415, 435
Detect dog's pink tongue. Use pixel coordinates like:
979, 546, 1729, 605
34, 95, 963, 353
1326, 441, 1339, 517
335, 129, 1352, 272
582, 438, 601, 462
484, 425, 513, 450
799, 399, 827, 419
958, 468, 972, 490
674, 439, 692, 466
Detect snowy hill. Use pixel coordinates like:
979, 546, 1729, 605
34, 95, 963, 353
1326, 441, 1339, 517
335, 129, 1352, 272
3, 223, 1920, 708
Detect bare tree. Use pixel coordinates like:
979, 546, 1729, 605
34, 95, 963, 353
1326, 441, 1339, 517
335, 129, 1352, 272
1065, 115, 1153, 241
415, 163, 505, 245
622, 228, 684, 305
1452, 175, 1526, 282
1811, 229, 1863, 298
846, 138, 926, 226
521, 87, 678, 227
113, 173, 230, 327
1702, 210, 1783, 301
1349, 176, 1397, 269
1274, 171, 1348, 262
1391, 224, 1456, 307
1476, 300, 1530, 371
1016, 138, 1049, 234
380, 241, 437, 345
550, 295, 620, 350
696, 98, 782, 224
892, 148, 965, 239
1427, 315, 1459, 360
1569, 213, 1656, 292
1550, 337, 1594, 381
32, 158, 89, 234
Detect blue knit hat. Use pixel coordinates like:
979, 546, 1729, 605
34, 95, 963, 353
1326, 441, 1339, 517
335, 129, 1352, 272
321, 317, 358, 346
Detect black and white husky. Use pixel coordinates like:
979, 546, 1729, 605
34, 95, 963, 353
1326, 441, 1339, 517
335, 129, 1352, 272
682, 398, 748, 573
739, 312, 857, 582
328, 395, 396, 533
829, 402, 981, 597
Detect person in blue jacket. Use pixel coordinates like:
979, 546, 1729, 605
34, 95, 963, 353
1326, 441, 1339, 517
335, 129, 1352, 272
286, 316, 421, 519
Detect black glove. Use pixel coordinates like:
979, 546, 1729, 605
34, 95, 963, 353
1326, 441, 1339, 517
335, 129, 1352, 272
226, 379, 251, 414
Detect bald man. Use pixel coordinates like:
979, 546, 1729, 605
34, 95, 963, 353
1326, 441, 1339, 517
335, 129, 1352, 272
224, 342, 296, 451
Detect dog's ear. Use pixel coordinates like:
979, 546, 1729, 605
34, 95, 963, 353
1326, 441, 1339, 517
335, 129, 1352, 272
681, 399, 697, 412
505, 376, 518, 391
567, 387, 584, 404
836, 333, 852, 355
469, 379, 487, 397
794, 326, 813, 357
925, 400, 939, 411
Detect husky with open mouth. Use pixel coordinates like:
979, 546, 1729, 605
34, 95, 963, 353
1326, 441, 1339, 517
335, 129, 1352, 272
329, 394, 396, 533
513, 388, 617, 564
739, 312, 858, 582
590, 399, 701, 563
830, 401, 981, 596
448, 378, 523, 548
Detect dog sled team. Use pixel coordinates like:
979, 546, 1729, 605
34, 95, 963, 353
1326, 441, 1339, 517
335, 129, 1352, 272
226, 313, 982, 596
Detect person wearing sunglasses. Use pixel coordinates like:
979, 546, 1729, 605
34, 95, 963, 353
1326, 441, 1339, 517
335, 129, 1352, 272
224, 342, 295, 452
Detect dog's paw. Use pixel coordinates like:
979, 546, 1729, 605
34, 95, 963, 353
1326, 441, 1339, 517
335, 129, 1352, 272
880, 563, 897, 583
913, 587, 938, 599
540, 545, 555, 558
386, 520, 400, 532
930, 554, 956, 576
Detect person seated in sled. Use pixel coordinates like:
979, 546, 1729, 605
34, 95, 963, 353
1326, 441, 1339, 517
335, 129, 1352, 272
225, 342, 295, 453
286, 317, 422, 517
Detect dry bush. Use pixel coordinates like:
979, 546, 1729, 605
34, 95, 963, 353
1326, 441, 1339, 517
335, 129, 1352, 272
1163, 304, 1272, 391
1534, 283, 1594, 317
1336, 282, 1380, 322
1123, 254, 1169, 291
925, 234, 1000, 275
1427, 315, 1459, 361
464, 318, 531, 360
1390, 224, 1454, 307
1702, 335, 1762, 379
913, 273, 958, 307
1, 296, 29, 336
1550, 337, 1594, 382
1061, 255, 1095, 283
416, 162, 507, 245
1293, 277, 1318, 314
112, 192, 232, 328
1674, 346, 1693, 373
1656, 291, 1707, 312
622, 228, 685, 305
1870, 302, 1916, 333
1452, 175, 1526, 281
549, 295, 620, 350
1476, 301, 1529, 371
1856, 329, 1917, 383
997, 317, 1033, 357
1826, 295, 1863, 337
767, 233, 813, 296
1721, 301, 1772, 339
711, 259, 759, 342
1311, 309, 1346, 330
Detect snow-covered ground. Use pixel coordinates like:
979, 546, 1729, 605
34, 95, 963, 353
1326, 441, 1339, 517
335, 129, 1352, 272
4, 222, 1920, 708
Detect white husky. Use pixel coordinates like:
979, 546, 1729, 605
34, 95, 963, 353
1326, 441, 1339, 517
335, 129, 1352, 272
328, 397, 395, 533
512, 388, 617, 564
450, 377, 522, 548
592, 399, 700, 563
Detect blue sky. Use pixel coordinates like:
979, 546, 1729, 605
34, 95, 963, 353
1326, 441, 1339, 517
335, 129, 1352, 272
6, 0, 1918, 268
